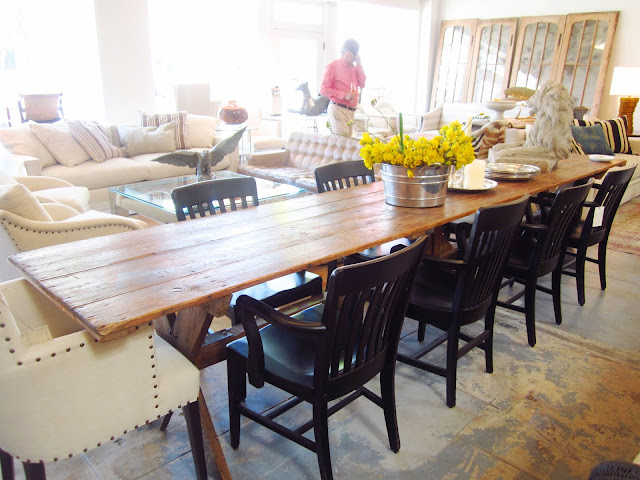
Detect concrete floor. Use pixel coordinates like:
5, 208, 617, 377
9, 246, 640, 479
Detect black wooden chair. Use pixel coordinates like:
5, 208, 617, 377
562, 166, 636, 305
496, 180, 593, 347
315, 160, 413, 277
226, 235, 428, 480
171, 177, 323, 322
397, 195, 529, 408
588, 461, 640, 480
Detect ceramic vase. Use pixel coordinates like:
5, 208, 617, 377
217, 100, 248, 125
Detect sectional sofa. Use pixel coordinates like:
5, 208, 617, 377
0, 114, 238, 211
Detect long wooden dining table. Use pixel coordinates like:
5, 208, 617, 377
9, 154, 624, 478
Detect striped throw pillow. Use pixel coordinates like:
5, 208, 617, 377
471, 120, 508, 159
139, 111, 190, 149
66, 120, 124, 162
572, 116, 632, 154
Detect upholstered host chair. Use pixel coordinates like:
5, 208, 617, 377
227, 235, 428, 480
0, 183, 146, 282
562, 165, 637, 305
497, 181, 593, 347
170, 177, 323, 322
314, 160, 412, 277
18, 93, 63, 124
397, 196, 529, 408
0, 278, 208, 480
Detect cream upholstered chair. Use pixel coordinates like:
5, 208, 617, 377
0, 278, 208, 479
0, 170, 90, 213
18, 93, 63, 124
0, 183, 146, 282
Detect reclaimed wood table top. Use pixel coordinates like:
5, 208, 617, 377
10, 155, 624, 342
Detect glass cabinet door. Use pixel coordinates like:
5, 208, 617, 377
468, 18, 517, 103
556, 11, 618, 116
430, 19, 477, 109
510, 15, 566, 91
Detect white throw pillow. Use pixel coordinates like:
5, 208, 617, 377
186, 114, 217, 148
117, 122, 177, 157
28, 122, 90, 167
65, 119, 125, 162
0, 126, 57, 168
0, 183, 53, 221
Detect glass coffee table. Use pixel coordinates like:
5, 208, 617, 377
109, 171, 308, 223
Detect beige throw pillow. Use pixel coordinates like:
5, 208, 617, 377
28, 122, 90, 167
65, 119, 124, 162
0, 183, 53, 221
138, 111, 190, 149
0, 126, 57, 168
186, 114, 217, 148
117, 122, 177, 157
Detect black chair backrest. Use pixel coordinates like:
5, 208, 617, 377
456, 195, 530, 317
582, 166, 637, 242
315, 160, 375, 193
319, 235, 428, 391
171, 177, 259, 221
535, 179, 593, 275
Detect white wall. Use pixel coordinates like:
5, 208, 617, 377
434, 0, 640, 130
93, 0, 155, 123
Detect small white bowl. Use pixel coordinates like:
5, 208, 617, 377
589, 154, 615, 162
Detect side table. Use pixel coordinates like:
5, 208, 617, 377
215, 124, 255, 163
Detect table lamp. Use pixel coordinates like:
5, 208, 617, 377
609, 67, 640, 134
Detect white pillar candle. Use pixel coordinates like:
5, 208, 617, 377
465, 116, 473, 135
463, 160, 486, 189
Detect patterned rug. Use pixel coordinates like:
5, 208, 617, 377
608, 196, 640, 256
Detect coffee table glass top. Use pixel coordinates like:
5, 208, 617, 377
109, 171, 306, 222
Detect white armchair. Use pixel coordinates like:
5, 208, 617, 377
0, 278, 207, 479
0, 170, 90, 213
0, 183, 146, 282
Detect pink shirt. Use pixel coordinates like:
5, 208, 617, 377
320, 59, 366, 108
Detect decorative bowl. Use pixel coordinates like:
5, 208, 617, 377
483, 101, 517, 120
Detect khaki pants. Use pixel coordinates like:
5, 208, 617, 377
327, 103, 354, 136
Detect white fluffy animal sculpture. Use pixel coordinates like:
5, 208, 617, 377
489, 81, 575, 171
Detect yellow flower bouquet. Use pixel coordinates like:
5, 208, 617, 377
359, 110, 476, 177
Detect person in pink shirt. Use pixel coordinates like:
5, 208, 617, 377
320, 38, 366, 136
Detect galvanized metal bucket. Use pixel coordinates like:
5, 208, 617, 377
380, 163, 451, 208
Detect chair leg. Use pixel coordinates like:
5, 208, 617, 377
182, 401, 208, 480
552, 264, 563, 325
598, 240, 608, 291
380, 362, 400, 453
445, 326, 460, 408
1, 448, 15, 480
227, 353, 246, 449
417, 320, 427, 342
159, 411, 173, 431
574, 247, 587, 306
313, 402, 333, 480
524, 279, 537, 347
484, 297, 497, 374
22, 462, 45, 480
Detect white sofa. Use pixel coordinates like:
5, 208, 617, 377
0, 114, 239, 211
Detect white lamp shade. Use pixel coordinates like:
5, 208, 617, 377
609, 67, 640, 96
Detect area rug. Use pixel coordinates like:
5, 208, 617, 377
608, 196, 640, 256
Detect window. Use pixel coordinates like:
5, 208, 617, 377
338, 1, 420, 113
0, 0, 104, 121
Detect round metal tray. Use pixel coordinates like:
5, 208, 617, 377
485, 163, 541, 180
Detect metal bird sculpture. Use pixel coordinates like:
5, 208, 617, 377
153, 127, 246, 181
